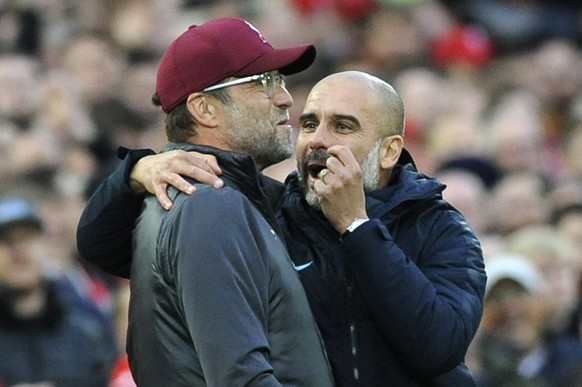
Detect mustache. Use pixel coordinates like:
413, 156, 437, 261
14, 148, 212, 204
298, 149, 330, 183
303, 149, 329, 164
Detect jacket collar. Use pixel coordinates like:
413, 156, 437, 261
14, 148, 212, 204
164, 142, 260, 183
398, 148, 416, 169
163, 142, 286, 231
366, 163, 444, 219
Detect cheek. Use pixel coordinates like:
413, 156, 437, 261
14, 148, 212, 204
294, 136, 309, 157
351, 145, 371, 165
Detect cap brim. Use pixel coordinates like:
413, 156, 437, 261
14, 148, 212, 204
235, 44, 316, 77
0, 198, 43, 234
485, 256, 542, 296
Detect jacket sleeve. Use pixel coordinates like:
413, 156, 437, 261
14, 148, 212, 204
341, 208, 486, 376
166, 188, 283, 386
76, 149, 155, 278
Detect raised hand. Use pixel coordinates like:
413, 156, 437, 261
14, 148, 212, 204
312, 145, 368, 233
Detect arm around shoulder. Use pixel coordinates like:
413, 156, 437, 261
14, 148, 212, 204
76, 148, 155, 278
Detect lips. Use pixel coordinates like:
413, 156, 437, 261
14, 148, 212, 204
300, 149, 330, 183
307, 161, 327, 179
276, 113, 290, 125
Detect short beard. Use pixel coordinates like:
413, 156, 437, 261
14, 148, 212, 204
360, 139, 382, 192
223, 103, 293, 170
298, 140, 383, 209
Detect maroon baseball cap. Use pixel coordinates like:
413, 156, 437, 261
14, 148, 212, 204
156, 17, 316, 113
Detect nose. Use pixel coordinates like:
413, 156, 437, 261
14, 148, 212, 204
272, 86, 293, 109
307, 124, 331, 150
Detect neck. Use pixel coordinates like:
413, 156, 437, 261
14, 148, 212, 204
189, 130, 234, 152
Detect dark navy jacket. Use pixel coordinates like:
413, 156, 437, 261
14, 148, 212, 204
77, 148, 486, 386
279, 163, 486, 386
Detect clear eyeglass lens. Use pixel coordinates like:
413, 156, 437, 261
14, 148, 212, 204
260, 72, 286, 98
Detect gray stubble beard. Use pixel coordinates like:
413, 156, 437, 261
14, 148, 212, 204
224, 103, 293, 170
299, 139, 383, 209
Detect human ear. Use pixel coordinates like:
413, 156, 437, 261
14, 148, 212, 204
186, 93, 219, 128
380, 135, 404, 169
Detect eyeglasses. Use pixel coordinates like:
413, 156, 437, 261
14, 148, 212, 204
202, 71, 286, 99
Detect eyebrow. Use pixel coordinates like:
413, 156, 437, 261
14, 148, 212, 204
298, 112, 317, 123
299, 112, 361, 127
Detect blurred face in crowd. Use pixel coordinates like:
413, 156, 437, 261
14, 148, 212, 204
505, 225, 581, 334
63, 34, 125, 104
295, 71, 404, 208
527, 251, 580, 334
482, 279, 546, 352
489, 172, 548, 235
0, 55, 42, 123
0, 225, 45, 293
437, 170, 490, 235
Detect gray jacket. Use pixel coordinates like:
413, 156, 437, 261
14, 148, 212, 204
127, 143, 334, 387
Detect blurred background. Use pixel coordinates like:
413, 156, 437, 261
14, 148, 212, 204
0, 0, 581, 386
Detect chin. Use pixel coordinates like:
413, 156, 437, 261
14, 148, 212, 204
305, 190, 322, 210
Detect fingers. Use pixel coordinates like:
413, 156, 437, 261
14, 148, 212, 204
153, 150, 224, 189
185, 153, 223, 189
154, 183, 173, 210
155, 169, 218, 211
328, 146, 363, 184
195, 154, 222, 176
131, 150, 226, 210
326, 145, 359, 172
326, 144, 353, 161
150, 171, 194, 210
318, 168, 330, 184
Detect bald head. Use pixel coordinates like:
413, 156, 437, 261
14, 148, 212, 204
296, 71, 407, 202
312, 71, 405, 137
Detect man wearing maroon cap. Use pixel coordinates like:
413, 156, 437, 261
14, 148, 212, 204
79, 69, 486, 386
81, 17, 333, 387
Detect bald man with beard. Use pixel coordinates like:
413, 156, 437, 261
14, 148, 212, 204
78, 71, 486, 386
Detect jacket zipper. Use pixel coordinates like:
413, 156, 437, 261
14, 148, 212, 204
347, 281, 360, 385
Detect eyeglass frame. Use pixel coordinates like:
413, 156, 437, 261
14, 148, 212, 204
202, 71, 286, 99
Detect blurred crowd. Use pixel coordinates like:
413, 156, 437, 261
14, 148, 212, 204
0, 0, 582, 386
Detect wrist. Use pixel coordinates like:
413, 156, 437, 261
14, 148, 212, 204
128, 177, 146, 194
122, 148, 156, 193
343, 217, 369, 236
